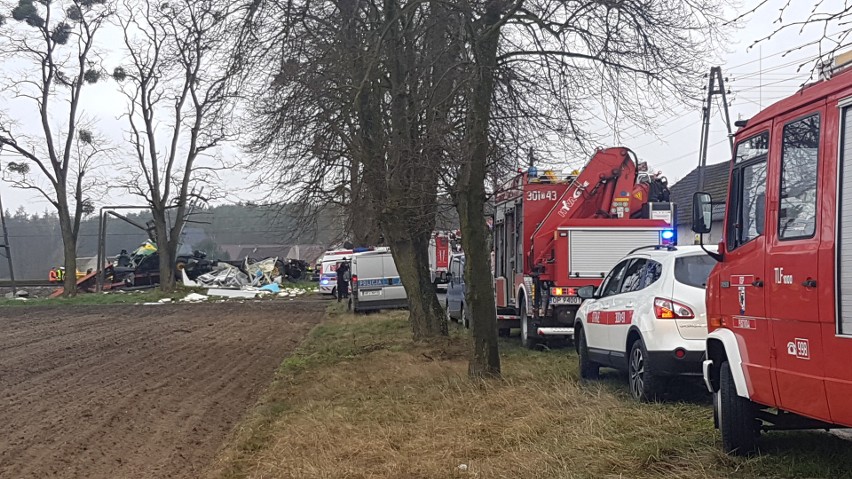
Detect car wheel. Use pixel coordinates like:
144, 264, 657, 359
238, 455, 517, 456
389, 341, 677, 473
520, 300, 537, 349
331, 287, 337, 299
461, 304, 469, 329
719, 360, 758, 455
577, 327, 600, 380
628, 339, 663, 402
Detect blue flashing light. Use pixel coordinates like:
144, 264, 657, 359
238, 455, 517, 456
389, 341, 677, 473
661, 230, 675, 240
321, 279, 329, 285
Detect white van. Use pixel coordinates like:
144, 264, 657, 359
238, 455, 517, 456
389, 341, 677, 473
349, 249, 408, 312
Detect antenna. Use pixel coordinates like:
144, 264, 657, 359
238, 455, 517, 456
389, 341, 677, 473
696, 66, 734, 192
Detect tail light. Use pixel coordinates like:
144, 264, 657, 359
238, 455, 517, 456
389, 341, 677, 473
550, 287, 577, 296
654, 298, 694, 319
351, 275, 358, 284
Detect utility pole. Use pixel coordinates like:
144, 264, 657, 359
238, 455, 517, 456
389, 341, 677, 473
697, 66, 734, 192
0, 147, 16, 295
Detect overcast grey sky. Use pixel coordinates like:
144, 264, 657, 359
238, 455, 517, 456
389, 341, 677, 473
0, 0, 846, 213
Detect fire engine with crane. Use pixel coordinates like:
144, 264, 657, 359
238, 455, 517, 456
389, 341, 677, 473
493, 147, 676, 348
693, 53, 852, 455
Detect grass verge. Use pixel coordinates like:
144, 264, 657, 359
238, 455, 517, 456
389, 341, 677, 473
212, 305, 852, 479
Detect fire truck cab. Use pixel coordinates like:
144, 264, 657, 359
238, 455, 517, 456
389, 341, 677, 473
493, 147, 676, 348
694, 60, 852, 454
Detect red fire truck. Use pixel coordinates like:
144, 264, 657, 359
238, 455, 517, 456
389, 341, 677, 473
429, 232, 452, 286
693, 57, 852, 454
493, 147, 675, 347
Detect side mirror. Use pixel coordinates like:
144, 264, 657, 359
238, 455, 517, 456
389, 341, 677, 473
577, 285, 597, 300
691, 192, 713, 234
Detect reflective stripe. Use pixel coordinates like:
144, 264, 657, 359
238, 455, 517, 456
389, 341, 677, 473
357, 277, 402, 287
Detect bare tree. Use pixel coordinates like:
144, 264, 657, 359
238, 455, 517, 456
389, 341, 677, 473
112, 0, 238, 291
238, 0, 460, 340
451, 0, 725, 377
0, 0, 112, 295
730, 1, 852, 78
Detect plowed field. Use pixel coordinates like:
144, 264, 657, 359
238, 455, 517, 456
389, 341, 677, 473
0, 300, 323, 479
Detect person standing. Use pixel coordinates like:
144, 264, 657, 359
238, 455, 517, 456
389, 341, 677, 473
336, 259, 350, 302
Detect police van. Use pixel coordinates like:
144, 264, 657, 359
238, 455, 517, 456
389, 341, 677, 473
348, 248, 408, 312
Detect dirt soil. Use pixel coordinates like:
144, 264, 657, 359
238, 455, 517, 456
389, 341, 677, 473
0, 300, 324, 479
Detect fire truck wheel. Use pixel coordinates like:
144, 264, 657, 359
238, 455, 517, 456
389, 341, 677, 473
628, 339, 663, 402
719, 361, 758, 455
519, 301, 537, 349
577, 328, 599, 380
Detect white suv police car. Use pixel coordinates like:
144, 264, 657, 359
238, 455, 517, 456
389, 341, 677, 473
574, 245, 717, 401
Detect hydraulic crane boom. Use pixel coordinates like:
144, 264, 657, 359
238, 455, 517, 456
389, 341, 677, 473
529, 147, 646, 271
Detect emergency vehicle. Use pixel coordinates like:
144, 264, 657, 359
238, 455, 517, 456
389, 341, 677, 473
318, 249, 354, 296
428, 232, 451, 286
693, 55, 852, 454
493, 147, 676, 347
348, 248, 407, 312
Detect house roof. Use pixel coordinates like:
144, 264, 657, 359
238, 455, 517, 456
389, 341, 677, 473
669, 161, 730, 227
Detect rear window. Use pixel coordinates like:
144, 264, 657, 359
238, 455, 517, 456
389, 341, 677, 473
674, 255, 716, 289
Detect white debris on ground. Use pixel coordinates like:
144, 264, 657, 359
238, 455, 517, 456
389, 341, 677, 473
181, 293, 209, 302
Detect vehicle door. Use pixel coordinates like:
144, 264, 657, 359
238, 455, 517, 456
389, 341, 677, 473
606, 258, 651, 357
447, 258, 462, 317
766, 105, 830, 420
356, 256, 384, 304
827, 97, 852, 426
718, 129, 773, 406
765, 103, 831, 420
583, 259, 630, 355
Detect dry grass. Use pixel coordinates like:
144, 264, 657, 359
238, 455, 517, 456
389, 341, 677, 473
211, 304, 852, 479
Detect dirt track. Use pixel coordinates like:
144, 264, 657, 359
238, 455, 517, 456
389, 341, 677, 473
0, 300, 324, 479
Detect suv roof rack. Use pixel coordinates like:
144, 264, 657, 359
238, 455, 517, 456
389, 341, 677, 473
627, 244, 678, 255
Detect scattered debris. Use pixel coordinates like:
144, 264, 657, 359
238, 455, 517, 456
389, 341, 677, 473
181, 269, 198, 287
195, 263, 249, 288
158, 298, 173, 303
245, 257, 278, 286
259, 283, 281, 293
180, 293, 209, 302
206, 289, 258, 299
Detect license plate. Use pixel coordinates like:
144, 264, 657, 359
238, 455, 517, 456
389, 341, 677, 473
360, 290, 381, 297
552, 296, 582, 305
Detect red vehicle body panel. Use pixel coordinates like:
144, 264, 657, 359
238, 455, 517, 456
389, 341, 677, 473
708, 67, 852, 427
493, 147, 672, 315
434, 234, 450, 270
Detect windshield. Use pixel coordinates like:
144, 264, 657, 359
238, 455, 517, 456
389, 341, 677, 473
674, 255, 716, 289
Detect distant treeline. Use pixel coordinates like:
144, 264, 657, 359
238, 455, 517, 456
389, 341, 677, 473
0, 203, 342, 280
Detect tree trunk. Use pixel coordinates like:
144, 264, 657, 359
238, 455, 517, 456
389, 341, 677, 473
151, 210, 175, 292
459, 2, 504, 379
387, 230, 447, 340
59, 213, 78, 297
